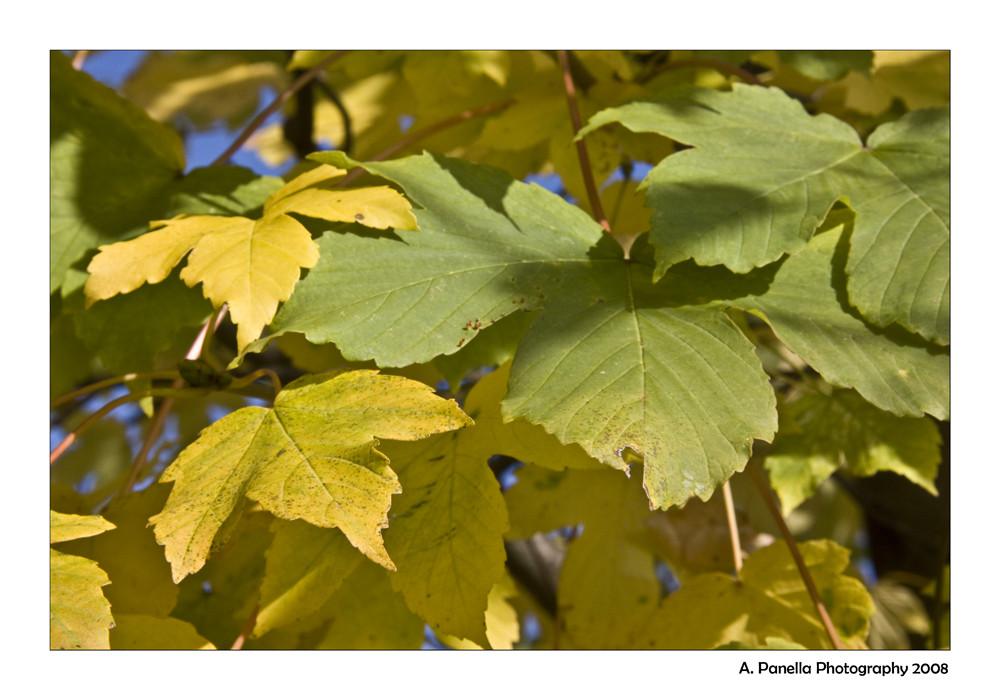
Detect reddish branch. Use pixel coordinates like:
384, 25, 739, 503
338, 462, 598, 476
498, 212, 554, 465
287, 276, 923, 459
748, 460, 846, 650
557, 50, 610, 233
231, 604, 260, 650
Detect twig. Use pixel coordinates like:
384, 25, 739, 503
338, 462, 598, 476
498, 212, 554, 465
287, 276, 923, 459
72, 51, 90, 70
50, 371, 181, 410
336, 99, 515, 188
722, 480, 743, 574
231, 604, 260, 650
120, 306, 228, 495
211, 50, 349, 168
557, 50, 610, 234
747, 460, 846, 650
50, 387, 208, 465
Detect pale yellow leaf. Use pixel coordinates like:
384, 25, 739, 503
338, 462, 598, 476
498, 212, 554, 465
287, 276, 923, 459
50, 511, 116, 544
266, 163, 418, 230
149, 370, 471, 582
50, 549, 113, 649
85, 213, 319, 351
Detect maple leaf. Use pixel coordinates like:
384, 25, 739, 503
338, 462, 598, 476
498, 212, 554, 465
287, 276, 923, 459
148, 369, 471, 583
83, 163, 416, 351
246, 149, 949, 510
50, 512, 117, 650
505, 464, 660, 649
636, 540, 875, 649
581, 84, 949, 344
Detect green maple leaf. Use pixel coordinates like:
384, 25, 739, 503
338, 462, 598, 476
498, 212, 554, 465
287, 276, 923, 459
581, 84, 949, 344
246, 151, 775, 510
733, 225, 948, 419
244, 148, 946, 510
148, 369, 470, 582
765, 388, 941, 514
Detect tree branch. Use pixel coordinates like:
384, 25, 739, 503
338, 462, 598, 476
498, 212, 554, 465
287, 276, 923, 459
558, 50, 610, 233
212, 50, 349, 168
748, 457, 846, 650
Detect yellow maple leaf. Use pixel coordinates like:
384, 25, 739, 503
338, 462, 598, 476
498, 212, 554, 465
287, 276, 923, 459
85, 213, 319, 351
84, 162, 417, 351
266, 164, 418, 230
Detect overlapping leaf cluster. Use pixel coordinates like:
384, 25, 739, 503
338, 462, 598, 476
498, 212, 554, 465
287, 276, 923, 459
51, 50, 948, 650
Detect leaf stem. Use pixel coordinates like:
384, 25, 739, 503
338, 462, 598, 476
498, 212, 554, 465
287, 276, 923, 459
747, 456, 846, 650
722, 480, 743, 574
231, 604, 260, 649
229, 367, 283, 396
557, 50, 610, 234
211, 51, 350, 168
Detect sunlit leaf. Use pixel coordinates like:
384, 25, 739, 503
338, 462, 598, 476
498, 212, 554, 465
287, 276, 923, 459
149, 369, 470, 582
637, 540, 874, 649
265, 163, 418, 230
84, 212, 319, 351
50, 511, 116, 544
50, 549, 113, 649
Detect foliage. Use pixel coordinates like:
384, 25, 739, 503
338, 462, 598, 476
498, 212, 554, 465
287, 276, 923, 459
50, 49, 949, 650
